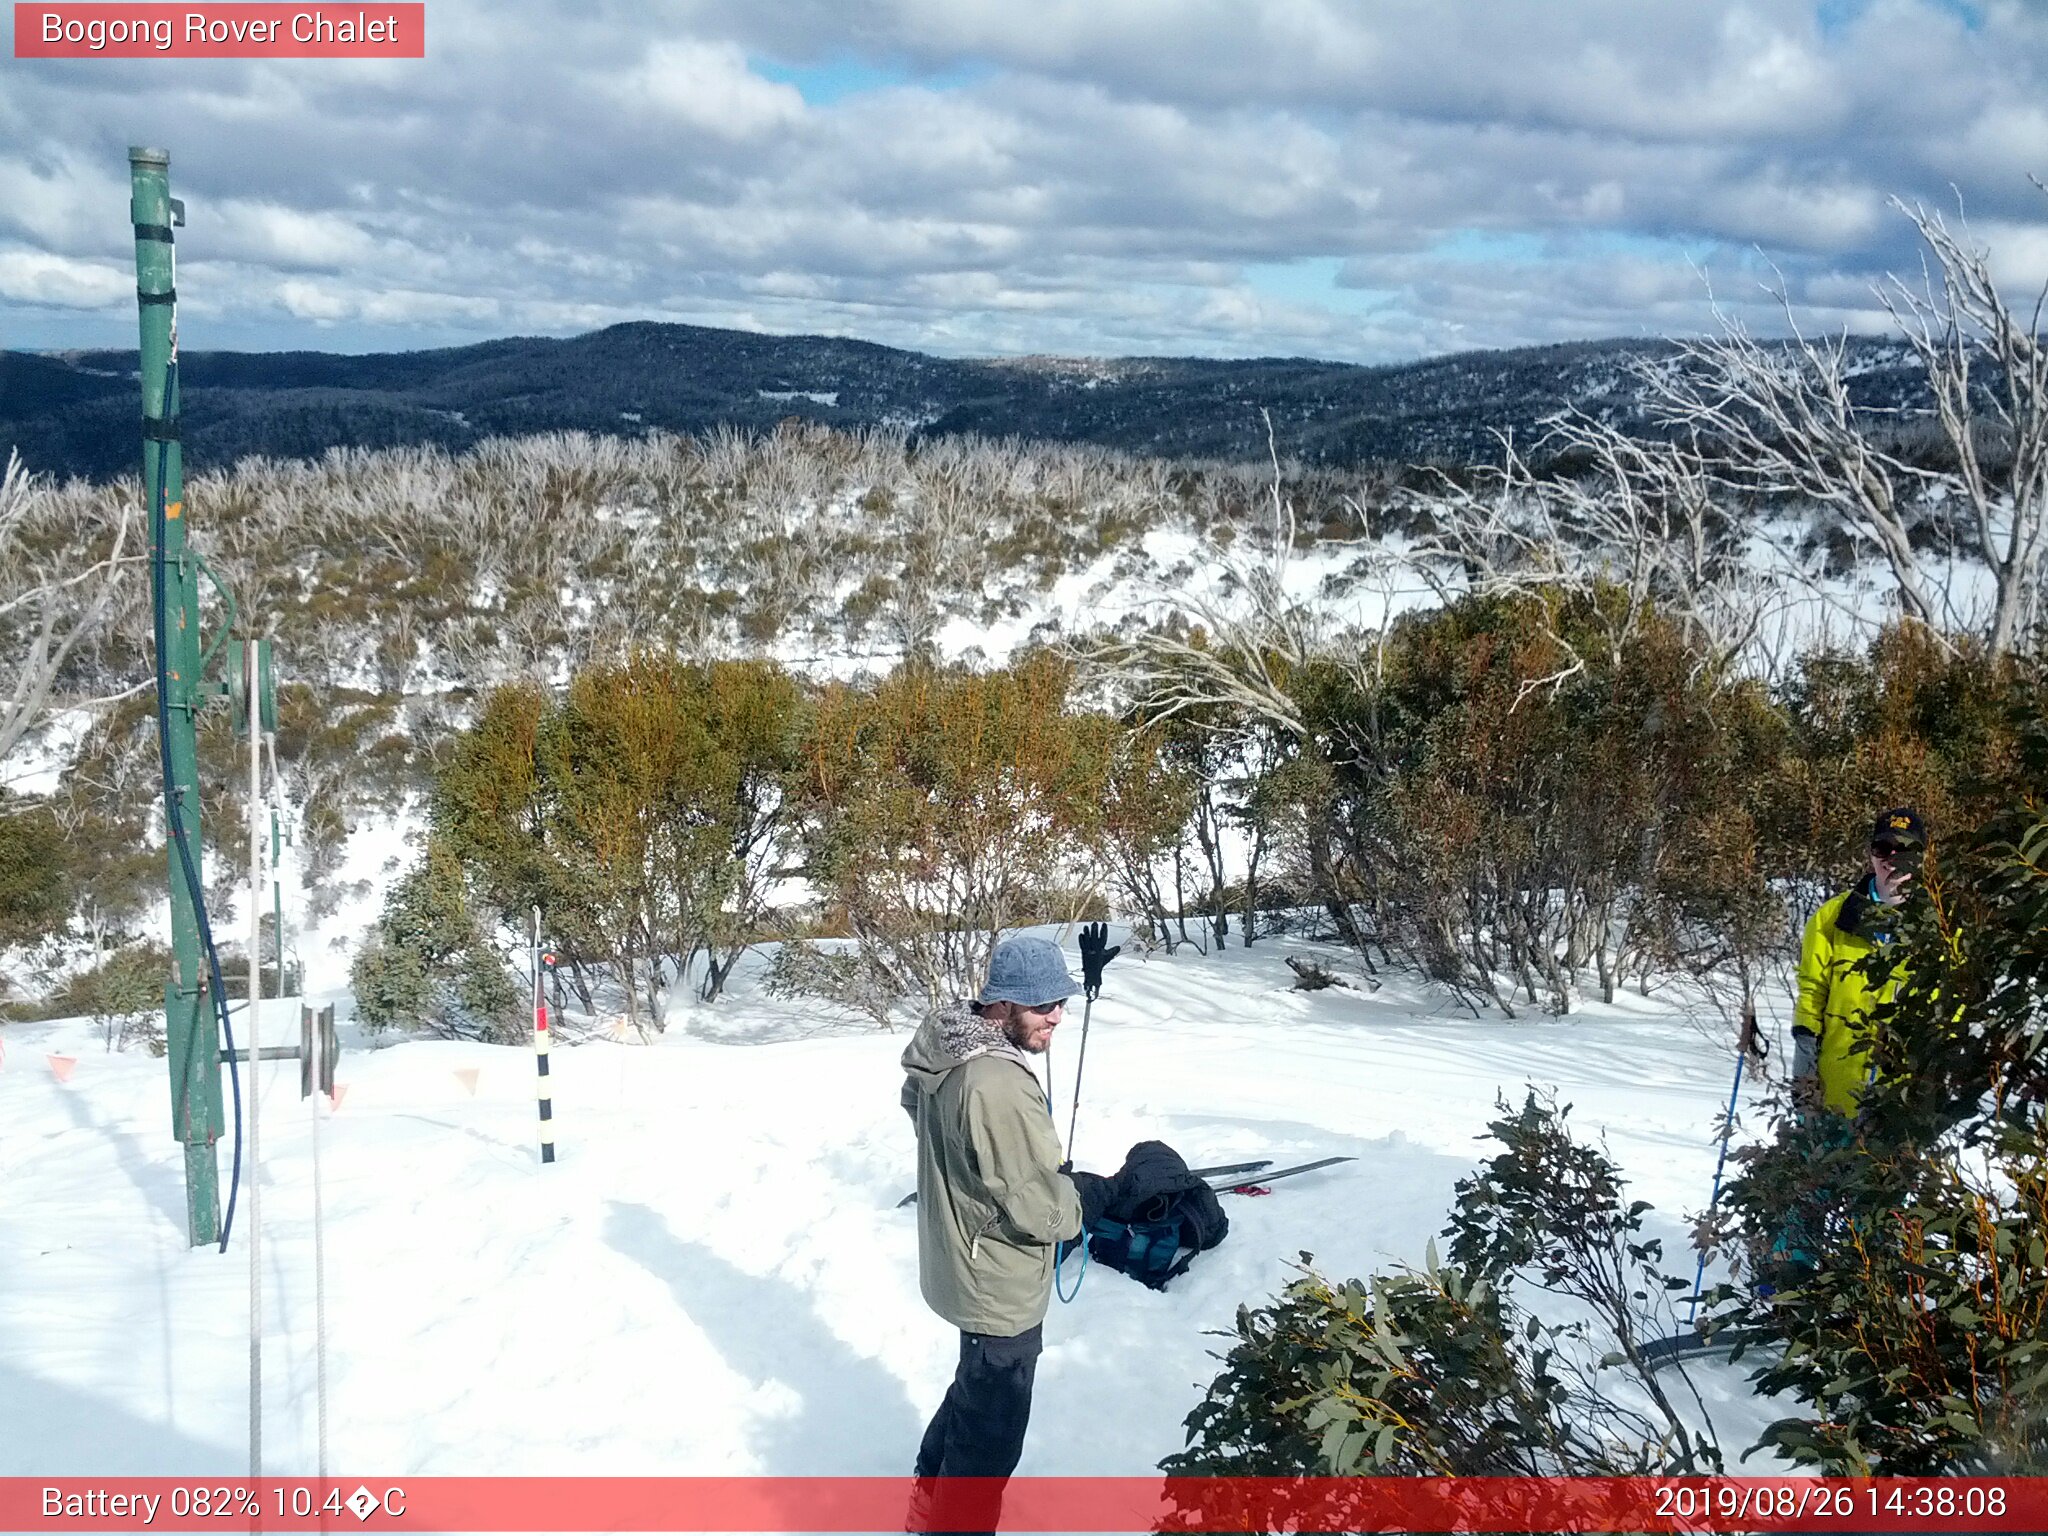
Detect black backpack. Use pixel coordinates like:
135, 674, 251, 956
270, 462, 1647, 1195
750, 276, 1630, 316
1086, 1140, 1229, 1289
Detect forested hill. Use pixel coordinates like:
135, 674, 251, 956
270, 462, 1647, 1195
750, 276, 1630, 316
2, 322, 1926, 482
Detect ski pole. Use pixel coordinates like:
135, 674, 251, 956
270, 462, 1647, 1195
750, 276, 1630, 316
1065, 993, 1093, 1156
1685, 1016, 1751, 1326
1066, 921, 1117, 1159
1054, 996, 1092, 1304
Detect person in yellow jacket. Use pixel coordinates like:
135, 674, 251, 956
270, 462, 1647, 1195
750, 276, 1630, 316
1792, 806, 1925, 1119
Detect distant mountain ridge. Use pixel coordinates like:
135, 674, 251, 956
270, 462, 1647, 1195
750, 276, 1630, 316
0, 320, 1926, 482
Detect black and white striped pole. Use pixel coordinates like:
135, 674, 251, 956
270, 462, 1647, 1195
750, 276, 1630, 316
532, 906, 556, 1165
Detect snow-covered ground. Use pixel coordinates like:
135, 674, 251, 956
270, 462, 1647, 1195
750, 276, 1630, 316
1, 929, 1796, 1479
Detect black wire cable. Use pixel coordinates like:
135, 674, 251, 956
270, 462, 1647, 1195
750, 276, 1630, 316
149, 359, 245, 1253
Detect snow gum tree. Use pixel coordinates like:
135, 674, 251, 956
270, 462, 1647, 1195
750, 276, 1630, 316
412, 653, 806, 1031
545, 653, 804, 1015
1084, 720, 1198, 954
782, 653, 1112, 1019
60, 941, 171, 1053
1274, 587, 1783, 1015
0, 452, 140, 771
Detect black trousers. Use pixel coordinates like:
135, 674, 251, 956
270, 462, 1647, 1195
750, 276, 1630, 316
911, 1323, 1043, 1532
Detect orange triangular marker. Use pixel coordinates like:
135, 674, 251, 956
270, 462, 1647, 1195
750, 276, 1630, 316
328, 1083, 348, 1110
454, 1067, 480, 1096
48, 1054, 77, 1083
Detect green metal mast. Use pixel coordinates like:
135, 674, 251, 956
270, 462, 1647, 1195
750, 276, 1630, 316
133, 146, 222, 1247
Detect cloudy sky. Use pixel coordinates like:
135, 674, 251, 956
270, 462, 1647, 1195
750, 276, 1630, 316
4, 0, 2047, 362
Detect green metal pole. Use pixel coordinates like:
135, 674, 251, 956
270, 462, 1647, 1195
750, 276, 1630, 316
134, 146, 221, 1247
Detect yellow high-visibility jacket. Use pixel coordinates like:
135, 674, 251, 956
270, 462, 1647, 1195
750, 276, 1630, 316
1794, 882, 1904, 1115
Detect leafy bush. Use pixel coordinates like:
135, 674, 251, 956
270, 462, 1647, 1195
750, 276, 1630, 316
789, 653, 1113, 1013
1164, 1092, 1720, 1481
0, 797, 68, 952
1718, 716, 2048, 1473
1727, 1127, 2046, 1474
58, 941, 170, 1053
350, 835, 520, 1042
760, 939, 885, 1028
1281, 587, 1783, 1015
432, 654, 807, 1025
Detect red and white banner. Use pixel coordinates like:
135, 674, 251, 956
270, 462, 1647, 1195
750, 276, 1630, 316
14, 5, 425, 58
3, 1476, 2043, 1532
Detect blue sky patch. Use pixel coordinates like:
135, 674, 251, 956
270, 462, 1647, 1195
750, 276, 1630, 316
753, 54, 995, 105
1244, 257, 1391, 313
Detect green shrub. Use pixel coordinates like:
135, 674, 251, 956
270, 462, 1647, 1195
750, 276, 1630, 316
1718, 718, 2048, 1473
432, 654, 806, 1021
350, 835, 520, 1042
1165, 1092, 1720, 1480
0, 797, 69, 950
790, 654, 1113, 1013
59, 942, 171, 1053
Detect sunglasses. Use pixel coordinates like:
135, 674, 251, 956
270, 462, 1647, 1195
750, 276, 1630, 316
1018, 999, 1067, 1018
1871, 840, 1918, 860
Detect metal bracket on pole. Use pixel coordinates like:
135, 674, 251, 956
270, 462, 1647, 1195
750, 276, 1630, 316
218, 1006, 334, 1099
303, 1005, 338, 1099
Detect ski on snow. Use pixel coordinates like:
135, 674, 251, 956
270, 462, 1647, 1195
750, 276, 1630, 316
1208, 1155, 1356, 1192
1188, 1158, 1278, 1181
896, 1158, 1276, 1209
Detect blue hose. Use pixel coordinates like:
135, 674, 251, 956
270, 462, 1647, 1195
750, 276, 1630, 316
1055, 1236, 1089, 1303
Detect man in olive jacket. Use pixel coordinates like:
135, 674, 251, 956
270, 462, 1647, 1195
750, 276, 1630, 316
1793, 806, 1924, 1119
901, 935, 1108, 1524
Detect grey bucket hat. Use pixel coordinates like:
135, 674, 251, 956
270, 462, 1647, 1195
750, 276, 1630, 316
977, 936, 1078, 1008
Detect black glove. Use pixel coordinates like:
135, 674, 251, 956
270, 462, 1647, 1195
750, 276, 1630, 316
1079, 921, 1119, 1002
1068, 1169, 1113, 1235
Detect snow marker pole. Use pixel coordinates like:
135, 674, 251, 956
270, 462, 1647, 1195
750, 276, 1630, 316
245, 638, 264, 1479
533, 906, 555, 1165
304, 1004, 331, 1519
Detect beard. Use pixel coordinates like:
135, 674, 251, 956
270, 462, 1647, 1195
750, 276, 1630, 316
1001, 1011, 1052, 1054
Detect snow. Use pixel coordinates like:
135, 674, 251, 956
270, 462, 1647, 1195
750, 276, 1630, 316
291, 805, 422, 994
0, 927, 1800, 1479
0, 704, 98, 798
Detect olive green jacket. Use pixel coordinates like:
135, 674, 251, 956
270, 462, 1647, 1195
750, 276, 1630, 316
901, 1001, 1082, 1336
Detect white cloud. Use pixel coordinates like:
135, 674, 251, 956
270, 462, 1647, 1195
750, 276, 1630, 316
0, 149, 131, 252
210, 201, 382, 270
0, 249, 132, 310
1978, 217, 2048, 295
3, 0, 2046, 359
612, 38, 805, 139
275, 278, 353, 323
1701, 175, 1889, 251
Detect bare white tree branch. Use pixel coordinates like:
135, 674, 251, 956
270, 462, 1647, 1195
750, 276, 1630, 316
0, 452, 141, 769
1876, 194, 2048, 656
